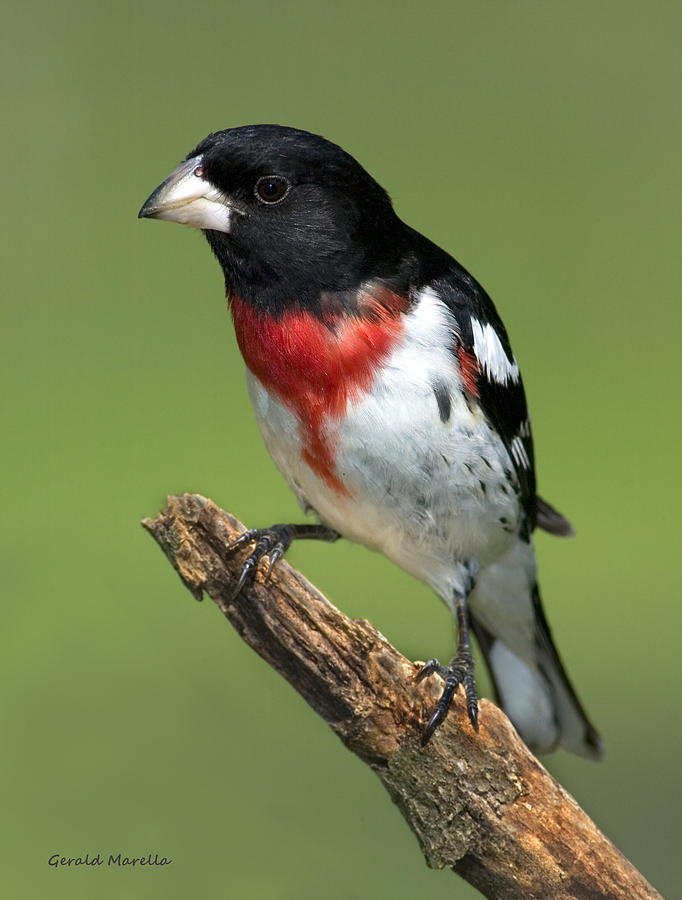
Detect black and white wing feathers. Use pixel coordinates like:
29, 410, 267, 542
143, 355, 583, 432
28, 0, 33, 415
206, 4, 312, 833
428, 260, 573, 538
434, 264, 538, 530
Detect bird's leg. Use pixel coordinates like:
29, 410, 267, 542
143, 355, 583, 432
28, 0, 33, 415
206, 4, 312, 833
225, 523, 339, 598
416, 588, 478, 745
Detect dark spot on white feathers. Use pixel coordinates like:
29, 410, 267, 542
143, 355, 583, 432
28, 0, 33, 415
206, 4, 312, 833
432, 382, 452, 423
481, 456, 493, 469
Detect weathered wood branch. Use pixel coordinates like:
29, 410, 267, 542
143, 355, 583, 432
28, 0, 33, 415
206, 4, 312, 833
143, 493, 661, 900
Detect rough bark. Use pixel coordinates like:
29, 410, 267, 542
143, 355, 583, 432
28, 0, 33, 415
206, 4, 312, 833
143, 493, 661, 900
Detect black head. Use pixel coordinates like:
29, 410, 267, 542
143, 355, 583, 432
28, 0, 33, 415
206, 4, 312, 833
139, 124, 410, 314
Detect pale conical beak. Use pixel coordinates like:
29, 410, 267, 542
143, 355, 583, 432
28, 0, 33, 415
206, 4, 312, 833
138, 156, 233, 233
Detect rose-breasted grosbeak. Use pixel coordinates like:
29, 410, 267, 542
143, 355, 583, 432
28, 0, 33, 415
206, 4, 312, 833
139, 124, 602, 758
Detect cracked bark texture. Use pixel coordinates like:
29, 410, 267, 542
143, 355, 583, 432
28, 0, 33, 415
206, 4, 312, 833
143, 493, 661, 900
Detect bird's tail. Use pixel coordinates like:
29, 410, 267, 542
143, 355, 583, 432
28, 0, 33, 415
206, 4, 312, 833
471, 563, 603, 759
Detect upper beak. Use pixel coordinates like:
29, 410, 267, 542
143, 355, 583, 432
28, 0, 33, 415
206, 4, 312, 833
138, 156, 233, 233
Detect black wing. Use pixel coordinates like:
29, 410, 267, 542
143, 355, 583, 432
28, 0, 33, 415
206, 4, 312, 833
404, 228, 573, 537
431, 263, 538, 530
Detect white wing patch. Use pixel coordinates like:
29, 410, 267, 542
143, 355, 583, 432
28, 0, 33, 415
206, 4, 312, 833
510, 435, 531, 469
471, 318, 520, 385
411, 285, 459, 346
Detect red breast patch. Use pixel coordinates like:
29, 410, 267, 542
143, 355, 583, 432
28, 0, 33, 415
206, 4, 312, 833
231, 290, 407, 494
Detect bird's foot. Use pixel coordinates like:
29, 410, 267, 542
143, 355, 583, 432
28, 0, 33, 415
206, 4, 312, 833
224, 523, 339, 599
224, 525, 296, 599
415, 651, 478, 745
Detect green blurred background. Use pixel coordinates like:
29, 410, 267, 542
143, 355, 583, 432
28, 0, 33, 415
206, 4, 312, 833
3, 1, 680, 897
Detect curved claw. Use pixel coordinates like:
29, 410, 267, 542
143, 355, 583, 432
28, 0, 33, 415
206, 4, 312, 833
265, 543, 287, 578
421, 711, 442, 746
415, 658, 442, 683
417, 653, 478, 744
420, 676, 459, 746
231, 551, 260, 599
226, 528, 262, 554
421, 699, 449, 746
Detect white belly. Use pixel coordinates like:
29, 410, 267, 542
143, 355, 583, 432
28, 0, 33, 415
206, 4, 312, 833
244, 314, 521, 602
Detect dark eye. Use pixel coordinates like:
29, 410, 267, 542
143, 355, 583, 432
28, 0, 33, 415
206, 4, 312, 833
255, 175, 290, 205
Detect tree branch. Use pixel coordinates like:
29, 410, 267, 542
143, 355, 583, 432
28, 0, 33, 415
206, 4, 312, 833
143, 493, 660, 900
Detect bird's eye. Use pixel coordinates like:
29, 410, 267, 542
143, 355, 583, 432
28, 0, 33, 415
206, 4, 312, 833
255, 175, 290, 205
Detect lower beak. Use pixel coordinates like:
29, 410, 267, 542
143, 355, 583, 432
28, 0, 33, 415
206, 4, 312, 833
138, 156, 233, 233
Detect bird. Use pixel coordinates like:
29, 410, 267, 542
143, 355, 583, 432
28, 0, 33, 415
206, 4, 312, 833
139, 124, 603, 758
